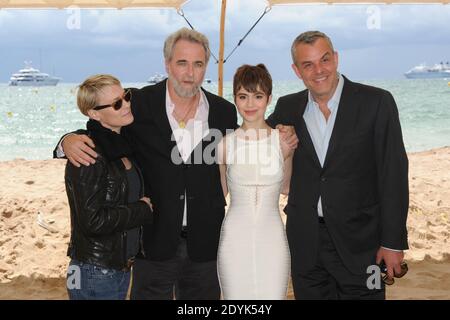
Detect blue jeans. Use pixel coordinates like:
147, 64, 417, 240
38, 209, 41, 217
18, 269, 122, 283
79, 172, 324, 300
66, 259, 131, 300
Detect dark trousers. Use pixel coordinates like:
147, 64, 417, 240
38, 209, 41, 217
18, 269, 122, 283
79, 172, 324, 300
130, 237, 220, 300
292, 222, 385, 300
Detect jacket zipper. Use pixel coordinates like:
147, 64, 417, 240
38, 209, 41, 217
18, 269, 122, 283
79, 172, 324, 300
122, 231, 128, 267
67, 182, 76, 256
134, 160, 147, 258
139, 226, 146, 258
122, 160, 130, 267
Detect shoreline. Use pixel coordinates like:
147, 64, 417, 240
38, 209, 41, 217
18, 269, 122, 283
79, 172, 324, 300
1, 147, 449, 299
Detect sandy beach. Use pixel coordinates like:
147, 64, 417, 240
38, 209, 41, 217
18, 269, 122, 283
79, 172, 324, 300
0, 147, 449, 300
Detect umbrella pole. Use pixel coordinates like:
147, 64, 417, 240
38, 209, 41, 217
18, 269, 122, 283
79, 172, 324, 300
218, 0, 227, 97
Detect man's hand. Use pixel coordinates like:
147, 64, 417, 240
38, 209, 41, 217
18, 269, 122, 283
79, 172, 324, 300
276, 124, 299, 151
376, 247, 404, 280
62, 134, 97, 167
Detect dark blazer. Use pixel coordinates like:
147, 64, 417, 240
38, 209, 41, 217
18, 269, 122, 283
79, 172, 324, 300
122, 80, 238, 262
267, 76, 409, 274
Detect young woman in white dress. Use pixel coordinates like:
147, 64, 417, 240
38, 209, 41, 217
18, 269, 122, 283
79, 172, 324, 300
217, 64, 293, 300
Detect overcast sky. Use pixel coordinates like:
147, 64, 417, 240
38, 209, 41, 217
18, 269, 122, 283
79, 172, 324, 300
1, 0, 450, 82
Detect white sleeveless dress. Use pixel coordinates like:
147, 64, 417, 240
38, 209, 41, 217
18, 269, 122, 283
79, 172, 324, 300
217, 129, 291, 300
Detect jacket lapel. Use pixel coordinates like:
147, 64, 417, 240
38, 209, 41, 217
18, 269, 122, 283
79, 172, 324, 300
296, 92, 322, 169
205, 89, 222, 132
151, 80, 180, 155
322, 76, 359, 169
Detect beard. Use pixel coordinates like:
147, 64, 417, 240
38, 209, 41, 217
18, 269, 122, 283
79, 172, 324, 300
169, 75, 201, 98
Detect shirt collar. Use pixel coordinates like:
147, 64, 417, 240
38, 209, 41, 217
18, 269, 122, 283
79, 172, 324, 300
307, 73, 344, 112
166, 84, 209, 121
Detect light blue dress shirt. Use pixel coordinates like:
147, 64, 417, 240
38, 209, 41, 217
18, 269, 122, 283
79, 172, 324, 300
303, 73, 344, 218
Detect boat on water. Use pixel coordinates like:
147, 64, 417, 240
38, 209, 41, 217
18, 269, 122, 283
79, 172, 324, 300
147, 73, 167, 84
404, 62, 450, 79
9, 61, 61, 86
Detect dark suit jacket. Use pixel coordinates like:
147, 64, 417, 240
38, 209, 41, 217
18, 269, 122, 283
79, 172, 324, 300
56, 80, 238, 262
267, 76, 409, 274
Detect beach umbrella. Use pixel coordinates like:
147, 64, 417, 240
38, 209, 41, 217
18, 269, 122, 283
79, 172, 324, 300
1, 0, 448, 96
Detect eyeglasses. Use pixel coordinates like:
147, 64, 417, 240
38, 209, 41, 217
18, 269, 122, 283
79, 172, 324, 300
93, 89, 132, 111
380, 261, 408, 285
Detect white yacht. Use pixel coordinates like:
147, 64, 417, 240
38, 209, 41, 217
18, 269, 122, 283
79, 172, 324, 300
9, 62, 61, 86
147, 73, 167, 84
404, 62, 450, 79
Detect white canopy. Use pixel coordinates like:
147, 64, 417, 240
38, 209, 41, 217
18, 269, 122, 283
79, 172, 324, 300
268, 0, 448, 4
0, 0, 446, 8
0, 0, 187, 9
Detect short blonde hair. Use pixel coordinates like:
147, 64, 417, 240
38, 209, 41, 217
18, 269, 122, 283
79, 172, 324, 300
77, 74, 121, 116
163, 27, 210, 64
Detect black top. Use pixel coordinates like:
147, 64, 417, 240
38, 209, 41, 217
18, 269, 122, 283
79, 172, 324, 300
125, 164, 141, 260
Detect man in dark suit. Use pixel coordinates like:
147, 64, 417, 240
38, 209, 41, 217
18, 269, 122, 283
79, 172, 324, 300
267, 31, 409, 299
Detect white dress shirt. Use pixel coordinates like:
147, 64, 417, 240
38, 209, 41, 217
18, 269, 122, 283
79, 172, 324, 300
303, 73, 344, 218
166, 86, 210, 227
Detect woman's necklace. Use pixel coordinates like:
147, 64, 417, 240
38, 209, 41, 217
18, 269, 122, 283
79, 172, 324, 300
173, 97, 197, 129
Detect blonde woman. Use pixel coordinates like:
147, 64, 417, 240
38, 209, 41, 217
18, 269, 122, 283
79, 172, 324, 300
64, 75, 154, 300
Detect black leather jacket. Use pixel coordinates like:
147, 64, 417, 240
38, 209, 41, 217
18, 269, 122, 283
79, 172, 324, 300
65, 144, 153, 271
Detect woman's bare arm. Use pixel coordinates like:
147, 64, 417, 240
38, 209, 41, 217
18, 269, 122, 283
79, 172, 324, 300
279, 131, 294, 195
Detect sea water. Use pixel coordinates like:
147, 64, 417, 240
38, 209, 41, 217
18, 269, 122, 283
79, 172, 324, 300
0, 79, 449, 161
